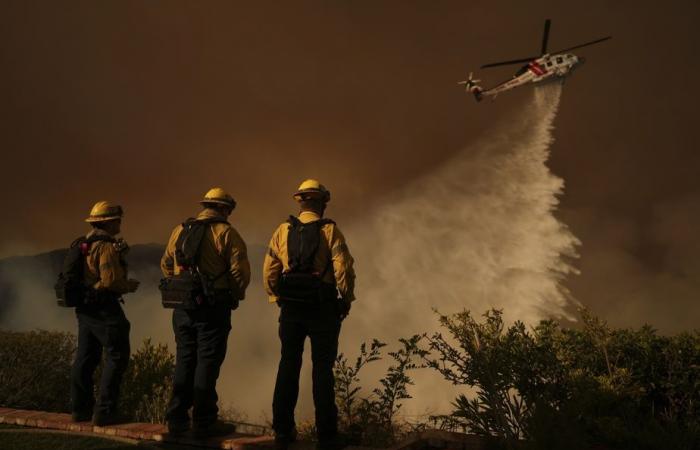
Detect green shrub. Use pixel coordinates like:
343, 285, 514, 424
421, 308, 700, 450
0, 330, 75, 412
118, 338, 174, 423
0, 330, 174, 423
334, 337, 422, 447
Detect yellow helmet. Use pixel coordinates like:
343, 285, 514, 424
200, 187, 236, 208
293, 179, 331, 203
85, 201, 124, 223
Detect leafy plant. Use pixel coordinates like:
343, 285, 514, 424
421, 308, 700, 450
0, 331, 174, 423
334, 337, 422, 447
422, 309, 530, 441
118, 338, 174, 423
0, 330, 75, 412
334, 339, 384, 431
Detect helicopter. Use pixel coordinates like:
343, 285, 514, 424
459, 20, 611, 102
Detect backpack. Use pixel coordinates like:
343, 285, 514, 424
54, 234, 115, 307
159, 218, 230, 309
278, 216, 336, 303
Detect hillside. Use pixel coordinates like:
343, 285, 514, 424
0, 243, 267, 325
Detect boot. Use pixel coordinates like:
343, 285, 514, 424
93, 412, 128, 427
167, 420, 191, 436
192, 420, 237, 438
275, 428, 298, 450
71, 410, 92, 423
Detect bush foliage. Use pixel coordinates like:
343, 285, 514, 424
333, 337, 423, 447
0, 330, 173, 423
331, 309, 699, 449
2, 308, 699, 449
419, 308, 700, 450
118, 339, 174, 423
0, 330, 75, 412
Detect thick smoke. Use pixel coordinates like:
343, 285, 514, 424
0, 84, 580, 421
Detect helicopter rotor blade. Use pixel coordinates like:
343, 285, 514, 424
541, 19, 551, 55
481, 57, 537, 69
552, 36, 612, 54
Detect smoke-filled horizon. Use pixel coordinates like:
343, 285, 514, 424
0, 84, 579, 420
2, 1, 700, 335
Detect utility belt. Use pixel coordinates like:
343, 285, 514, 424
159, 268, 237, 310
278, 272, 337, 306
86, 289, 122, 305
55, 281, 121, 308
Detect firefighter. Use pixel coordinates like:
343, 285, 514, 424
160, 187, 250, 438
71, 201, 140, 426
263, 179, 356, 450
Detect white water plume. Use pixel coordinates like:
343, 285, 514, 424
338, 84, 581, 416
349, 84, 580, 343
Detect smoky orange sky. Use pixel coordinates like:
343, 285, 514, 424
1, 1, 699, 331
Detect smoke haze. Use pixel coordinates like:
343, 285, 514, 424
2, 1, 699, 337
0, 85, 579, 420
0, 83, 578, 420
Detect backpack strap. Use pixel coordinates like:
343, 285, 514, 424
194, 218, 230, 270
196, 218, 233, 289
79, 234, 116, 256
176, 217, 231, 277
286, 216, 336, 276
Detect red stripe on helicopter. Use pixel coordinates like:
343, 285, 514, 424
529, 62, 546, 76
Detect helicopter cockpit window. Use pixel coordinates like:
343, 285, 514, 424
515, 65, 529, 76
556, 57, 563, 64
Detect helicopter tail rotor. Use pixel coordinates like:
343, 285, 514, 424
458, 72, 483, 102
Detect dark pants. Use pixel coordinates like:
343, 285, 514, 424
166, 306, 232, 427
71, 302, 131, 417
273, 302, 341, 441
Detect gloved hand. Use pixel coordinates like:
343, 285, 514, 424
113, 238, 130, 255
231, 299, 240, 310
339, 298, 352, 320
126, 279, 140, 293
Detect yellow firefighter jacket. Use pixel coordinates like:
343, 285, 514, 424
263, 210, 355, 304
161, 209, 251, 300
84, 229, 132, 294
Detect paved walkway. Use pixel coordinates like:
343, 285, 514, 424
0, 407, 489, 450
0, 407, 274, 449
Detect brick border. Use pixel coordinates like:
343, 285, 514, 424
0, 408, 491, 450
0, 408, 276, 449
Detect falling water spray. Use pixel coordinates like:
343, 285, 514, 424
344, 84, 581, 414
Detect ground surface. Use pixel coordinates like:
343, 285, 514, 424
0, 425, 138, 449
0, 408, 488, 450
0, 422, 263, 450
0, 408, 275, 449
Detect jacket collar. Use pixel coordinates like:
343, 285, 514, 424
299, 210, 322, 223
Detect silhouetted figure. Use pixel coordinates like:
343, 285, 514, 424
263, 179, 355, 450
160, 188, 250, 438
69, 201, 139, 426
